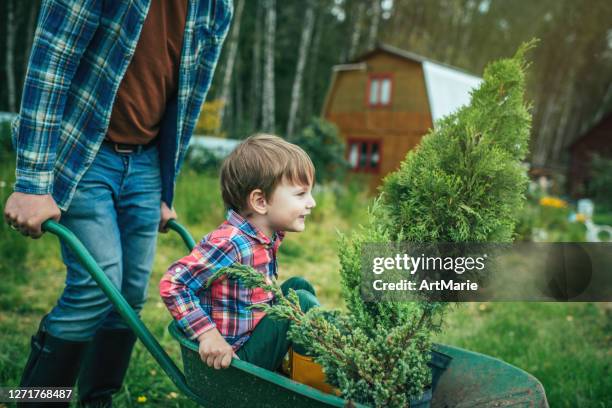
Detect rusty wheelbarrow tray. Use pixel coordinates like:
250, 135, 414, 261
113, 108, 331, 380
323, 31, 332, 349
41, 219, 548, 407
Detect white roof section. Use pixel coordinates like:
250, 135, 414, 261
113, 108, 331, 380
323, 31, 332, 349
190, 135, 240, 158
422, 61, 482, 124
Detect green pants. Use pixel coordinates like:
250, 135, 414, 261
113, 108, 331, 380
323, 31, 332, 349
235, 277, 319, 371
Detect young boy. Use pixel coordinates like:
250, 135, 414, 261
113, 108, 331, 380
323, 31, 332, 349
160, 134, 319, 371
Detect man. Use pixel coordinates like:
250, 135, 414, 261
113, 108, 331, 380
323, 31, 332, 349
3, 0, 232, 406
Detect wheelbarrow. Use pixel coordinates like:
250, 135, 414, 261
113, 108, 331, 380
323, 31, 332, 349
40, 219, 549, 407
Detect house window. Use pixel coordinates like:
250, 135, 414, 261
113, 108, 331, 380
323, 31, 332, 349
368, 75, 392, 107
348, 140, 381, 172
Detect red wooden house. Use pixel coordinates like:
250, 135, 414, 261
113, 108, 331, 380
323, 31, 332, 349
322, 44, 482, 189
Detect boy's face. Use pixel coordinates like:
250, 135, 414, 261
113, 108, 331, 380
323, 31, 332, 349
265, 179, 316, 233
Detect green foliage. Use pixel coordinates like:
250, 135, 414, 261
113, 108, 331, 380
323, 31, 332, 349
333, 204, 442, 406
332, 176, 371, 223
195, 99, 225, 136
534, 202, 585, 242
593, 212, 612, 226
184, 146, 222, 175
278, 238, 302, 259
0, 219, 29, 277
0, 154, 28, 277
0, 122, 14, 160
514, 190, 588, 242
587, 154, 612, 212
292, 118, 349, 184
308, 186, 337, 224
173, 168, 224, 226
307, 183, 370, 228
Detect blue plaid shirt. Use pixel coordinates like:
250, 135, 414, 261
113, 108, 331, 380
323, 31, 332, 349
11, 0, 232, 210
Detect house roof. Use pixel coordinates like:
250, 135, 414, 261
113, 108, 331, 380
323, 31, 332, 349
352, 43, 479, 77
325, 44, 483, 124
421, 61, 482, 123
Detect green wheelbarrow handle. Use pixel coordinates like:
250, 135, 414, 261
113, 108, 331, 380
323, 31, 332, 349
166, 218, 197, 251
41, 218, 200, 402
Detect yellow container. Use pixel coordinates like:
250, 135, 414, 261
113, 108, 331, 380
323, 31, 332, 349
286, 348, 340, 396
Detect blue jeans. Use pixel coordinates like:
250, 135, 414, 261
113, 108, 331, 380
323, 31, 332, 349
44, 142, 161, 341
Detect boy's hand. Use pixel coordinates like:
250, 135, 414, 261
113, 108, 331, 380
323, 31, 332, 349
197, 328, 237, 369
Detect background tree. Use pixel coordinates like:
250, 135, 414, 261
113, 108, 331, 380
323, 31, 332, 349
291, 118, 348, 184
366, 0, 381, 50
347, 1, 365, 61
286, 0, 316, 140
261, 0, 277, 133
217, 0, 245, 130
587, 155, 612, 212
4, 0, 17, 112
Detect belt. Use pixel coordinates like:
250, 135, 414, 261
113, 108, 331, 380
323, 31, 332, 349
102, 138, 158, 154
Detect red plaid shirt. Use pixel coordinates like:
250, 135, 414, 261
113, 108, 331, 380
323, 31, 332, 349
160, 209, 284, 350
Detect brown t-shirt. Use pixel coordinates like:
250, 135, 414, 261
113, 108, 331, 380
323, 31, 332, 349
107, 0, 188, 145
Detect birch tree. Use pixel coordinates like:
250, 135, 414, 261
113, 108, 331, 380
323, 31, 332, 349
304, 10, 323, 121
286, 0, 316, 140
234, 49, 244, 130
218, 0, 245, 130
348, 2, 365, 60
367, 0, 382, 50
261, 0, 276, 133
250, 0, 263, 129
23, 1, 40, 76
5, 0, 17, 112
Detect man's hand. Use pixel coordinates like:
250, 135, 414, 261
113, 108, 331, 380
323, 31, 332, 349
197, 328, 237, 369
3, 192, 61, 239
159, 201, 177, 233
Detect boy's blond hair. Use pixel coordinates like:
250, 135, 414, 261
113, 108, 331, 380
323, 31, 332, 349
220, 134, 315, 212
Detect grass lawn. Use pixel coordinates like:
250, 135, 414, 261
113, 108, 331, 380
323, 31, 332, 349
0, 166, 610, 407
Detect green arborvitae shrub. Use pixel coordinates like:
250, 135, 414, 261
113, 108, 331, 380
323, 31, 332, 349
333, 42, 533, 405
208, 42, 534, 407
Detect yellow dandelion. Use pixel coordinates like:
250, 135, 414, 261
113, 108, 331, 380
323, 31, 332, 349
167, 392, 179, 399
575, 213, 586, 223
566, 315, 574, 322
137, 396, 147, 404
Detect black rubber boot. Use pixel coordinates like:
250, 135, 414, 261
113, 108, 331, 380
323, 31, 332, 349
18, 325, 89, 408
77, 328, 137, 408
